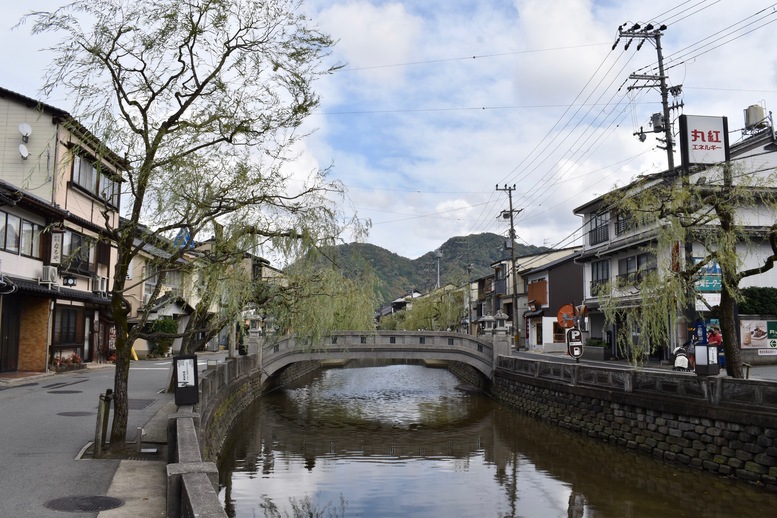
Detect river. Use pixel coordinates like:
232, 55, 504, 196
217, 362, 777, 517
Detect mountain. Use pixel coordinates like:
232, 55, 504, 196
327, 233, 548, 304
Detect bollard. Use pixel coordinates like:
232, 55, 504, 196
743, 363, 752, 379
93, 389, 113, 458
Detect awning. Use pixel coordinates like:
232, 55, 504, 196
6, 276, 111, 305
524, 308, 544, 318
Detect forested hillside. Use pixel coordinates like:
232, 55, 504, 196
322, 233, 547, 304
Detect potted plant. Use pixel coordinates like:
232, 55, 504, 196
582, 337, 612, 361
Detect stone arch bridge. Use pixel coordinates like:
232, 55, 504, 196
257, 330, 510, 385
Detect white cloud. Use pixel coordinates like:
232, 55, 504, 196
3, 0, 777, 262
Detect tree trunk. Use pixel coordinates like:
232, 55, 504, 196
109, 312, 131, 448
719, 287, 743, 378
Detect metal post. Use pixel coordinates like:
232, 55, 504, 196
93, 389, 113, 458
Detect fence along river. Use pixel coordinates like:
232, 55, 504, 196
216, 361, 777, 517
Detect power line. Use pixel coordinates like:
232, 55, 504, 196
337, 43, 612, 72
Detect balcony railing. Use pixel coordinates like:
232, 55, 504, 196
615, 217, 635, 235
590, 278, 609, 296
616, 268, 657, 288
588, 225, 609, 245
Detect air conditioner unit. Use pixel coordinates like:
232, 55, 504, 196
40, 265, 58, 284
92, 276, 109, 295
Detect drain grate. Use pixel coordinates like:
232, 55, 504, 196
58, 411, 94, 417
45, 496, 124, 512
48, 390, 83, 394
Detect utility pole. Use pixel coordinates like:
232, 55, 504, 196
615, 23, 681, 172
466, 263, 473, 335
615, 22, 690, 355
435, 249, 442, 290
496, 184, 521, 349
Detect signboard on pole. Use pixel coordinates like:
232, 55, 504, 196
679, 115, 730, 168
173, 354, 199, 406
566, 327, 584, 360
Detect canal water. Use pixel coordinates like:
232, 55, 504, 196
218, 363, 777, 517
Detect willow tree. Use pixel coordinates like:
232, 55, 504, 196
377, 287, 464, 332
26, 0, 361, 448
271, 263, 378, 343
598, 162, 777, 377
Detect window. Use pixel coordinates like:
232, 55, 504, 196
617, 252, 657, 286
0, 211, 42, 257
420, 336, 426, 344
591, 260, 609, 294
63, 231, 96, 273
165, 270, 183, 290
1, 213, 21, 253
72, 153, 120, 207
20, 220, 42, 258
98, 172, 120, 207
73, 154, 97, 193
553, 322, 566, 343
589, 212, 610, 245
615, 212, 635, 235
144, 264, 158, 304
53, 306, 85, 345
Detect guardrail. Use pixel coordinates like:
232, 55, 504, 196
166, 407, 225, 518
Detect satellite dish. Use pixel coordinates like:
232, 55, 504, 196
18, 123, 32, 142
19, 144, 29, 160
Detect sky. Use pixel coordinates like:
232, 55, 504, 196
2, 0, 777, 259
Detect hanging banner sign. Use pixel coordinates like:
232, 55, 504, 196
50, 231, 63, 265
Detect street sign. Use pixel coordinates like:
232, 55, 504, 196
557, 304, 576, 328
566, 327, 584, 359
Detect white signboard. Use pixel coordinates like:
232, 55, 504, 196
680, 115, 730, 167
176, 358, 195, 387
50, 232, 63, 264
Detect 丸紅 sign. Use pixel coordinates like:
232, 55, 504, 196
679, 115, 730, 168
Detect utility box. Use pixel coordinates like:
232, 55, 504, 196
173, 354, 199, 406
695, 343, 720, 376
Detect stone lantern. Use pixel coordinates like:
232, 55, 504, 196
494, 310, 509, 336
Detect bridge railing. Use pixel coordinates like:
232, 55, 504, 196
265, 330, 492, 351
260, 330, 496, 380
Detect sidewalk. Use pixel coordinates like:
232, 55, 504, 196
0, 353, 225, 518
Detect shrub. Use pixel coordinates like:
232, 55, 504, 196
586, 337, 607, 347
148, 318, 178, 357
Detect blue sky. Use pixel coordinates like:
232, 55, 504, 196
3, 1, 777, 259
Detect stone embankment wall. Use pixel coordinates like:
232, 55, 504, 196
197, 355, 321, 461
448, 361, 489, 390
493, 356, 777, 491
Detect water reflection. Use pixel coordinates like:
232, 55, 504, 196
219, 363, 777, 517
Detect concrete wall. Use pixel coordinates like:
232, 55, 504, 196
493, 356, 777, 491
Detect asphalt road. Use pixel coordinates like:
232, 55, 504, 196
0, 352, 228, 518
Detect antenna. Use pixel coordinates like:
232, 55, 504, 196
19, 144, 29, 160
18, 123, 32, 143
